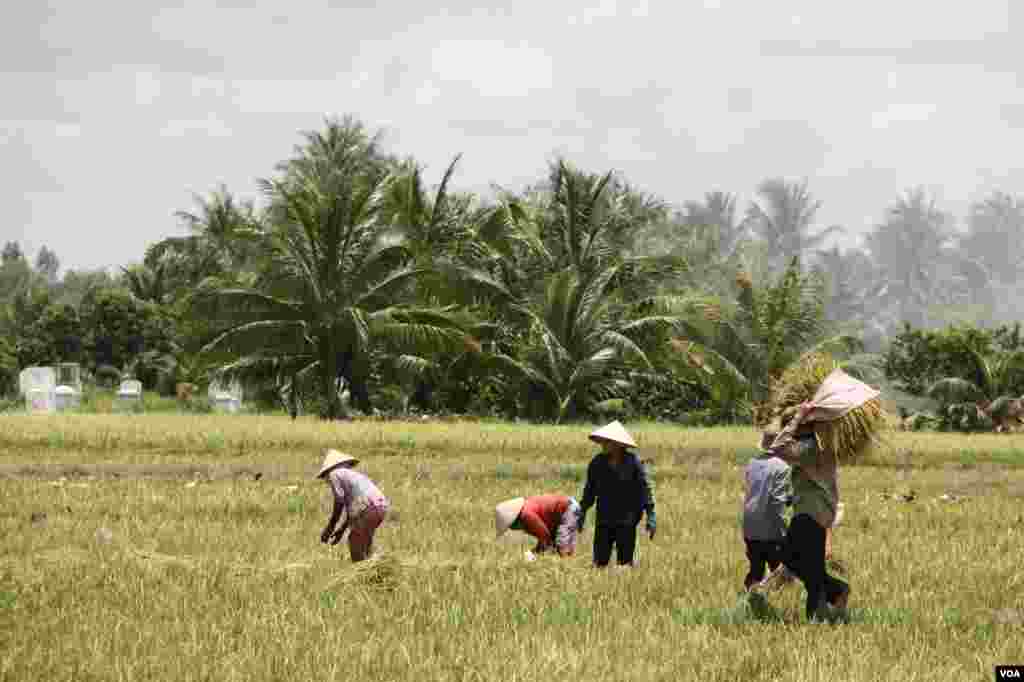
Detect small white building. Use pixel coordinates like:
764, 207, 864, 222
208, 378, 243, 414
20, 367, 57, 414
115, 379, 143, 411
54, 363, 82, 412
54, 385, 79, 411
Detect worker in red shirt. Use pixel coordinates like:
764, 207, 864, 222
495, 494, 582, 557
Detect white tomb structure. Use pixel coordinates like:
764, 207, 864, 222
54, 363, 82, 412
209, 378, 243, 414
115, 379, 143, 410
19, 367, 57, 414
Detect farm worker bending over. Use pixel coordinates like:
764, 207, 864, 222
578, 421, 656, 568
741, 435, 793, 590
317, 449, 390, 563
495, 494, 583, 557
761, 406, 850, 621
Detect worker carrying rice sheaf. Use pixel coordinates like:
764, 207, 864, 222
577, 421, 656, 568
760, 413, 849, 621
744, 432, 843, 592
317, 449, 390, 563
754, 359, 882, 622
494, 494, 583, 558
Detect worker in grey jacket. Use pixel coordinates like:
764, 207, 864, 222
742, 440, 793, 590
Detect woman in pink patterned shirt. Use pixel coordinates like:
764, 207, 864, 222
317, 450, 390, 562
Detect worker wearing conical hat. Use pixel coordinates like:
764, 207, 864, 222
317, 449, 390, 562
495, 494, 583, 558
578, 421, 655, 568
759, 407, 849, 622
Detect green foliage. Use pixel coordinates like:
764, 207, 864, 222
0, 245, 36, 301
884, 323, 1024, 396
489, 265, 687, 423
886, 322, 1024, 432
0, 336, 17, 397
80, 288, 177, 385
627, 368, 708, 422
19, 113, 1024, 426
11, 295, 83, 368
195, 117, 479, 419
670, 256, 848, 423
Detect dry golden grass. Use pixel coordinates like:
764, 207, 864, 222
1, 414, 1023, 681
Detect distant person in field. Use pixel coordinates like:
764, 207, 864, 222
741, 433, 793, 591
578, 421, 656, 568
494, 494, 583, 558
759, 407, 850, 621
318, 450, 390, 562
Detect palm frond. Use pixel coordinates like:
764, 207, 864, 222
927, 377, 984, 404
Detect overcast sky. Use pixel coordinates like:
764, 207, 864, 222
3, 0, 1022, 273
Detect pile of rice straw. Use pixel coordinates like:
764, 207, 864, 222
768, 352, 886, 463
329, 554, 405, 593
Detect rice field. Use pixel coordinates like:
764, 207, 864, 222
1, 414, 1023, 681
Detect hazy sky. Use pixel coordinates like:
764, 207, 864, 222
3, 0, 1022, 273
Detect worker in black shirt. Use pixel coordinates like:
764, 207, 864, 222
577, 421, 656, 567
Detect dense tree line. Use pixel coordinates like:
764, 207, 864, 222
4, 115, 1024, 423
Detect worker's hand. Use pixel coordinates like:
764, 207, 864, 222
576, 511, 586, 532
646, 511, 657, 540
330, 525, 347, 545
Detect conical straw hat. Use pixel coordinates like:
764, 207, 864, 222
589, 421, 637, 448
316, 449, 359, 478
495, 497, 526, 538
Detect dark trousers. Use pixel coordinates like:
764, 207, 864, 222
743, 538, 784, 589
594, 523, 638, 566
782, 513, 848, 619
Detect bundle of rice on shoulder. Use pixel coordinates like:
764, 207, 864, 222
754, 353, 885, 620
764, 352, 886, 465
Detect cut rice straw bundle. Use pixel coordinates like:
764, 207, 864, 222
769, 352, 887, 463
327, 554, 405, 593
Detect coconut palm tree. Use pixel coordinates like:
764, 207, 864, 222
960, 191, 1024, 286
515, 159, 665, 282
670, 257, 861, 423
813, 246, 869, 324
121, 261, 170, 305
193, 117, 482, 419
862, 188, 953, 328
681, 191, 750, 263
747, 178, 842, 273
488, 264, 689, 422
381, 154, 470, 264
146, 186, 259, 293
